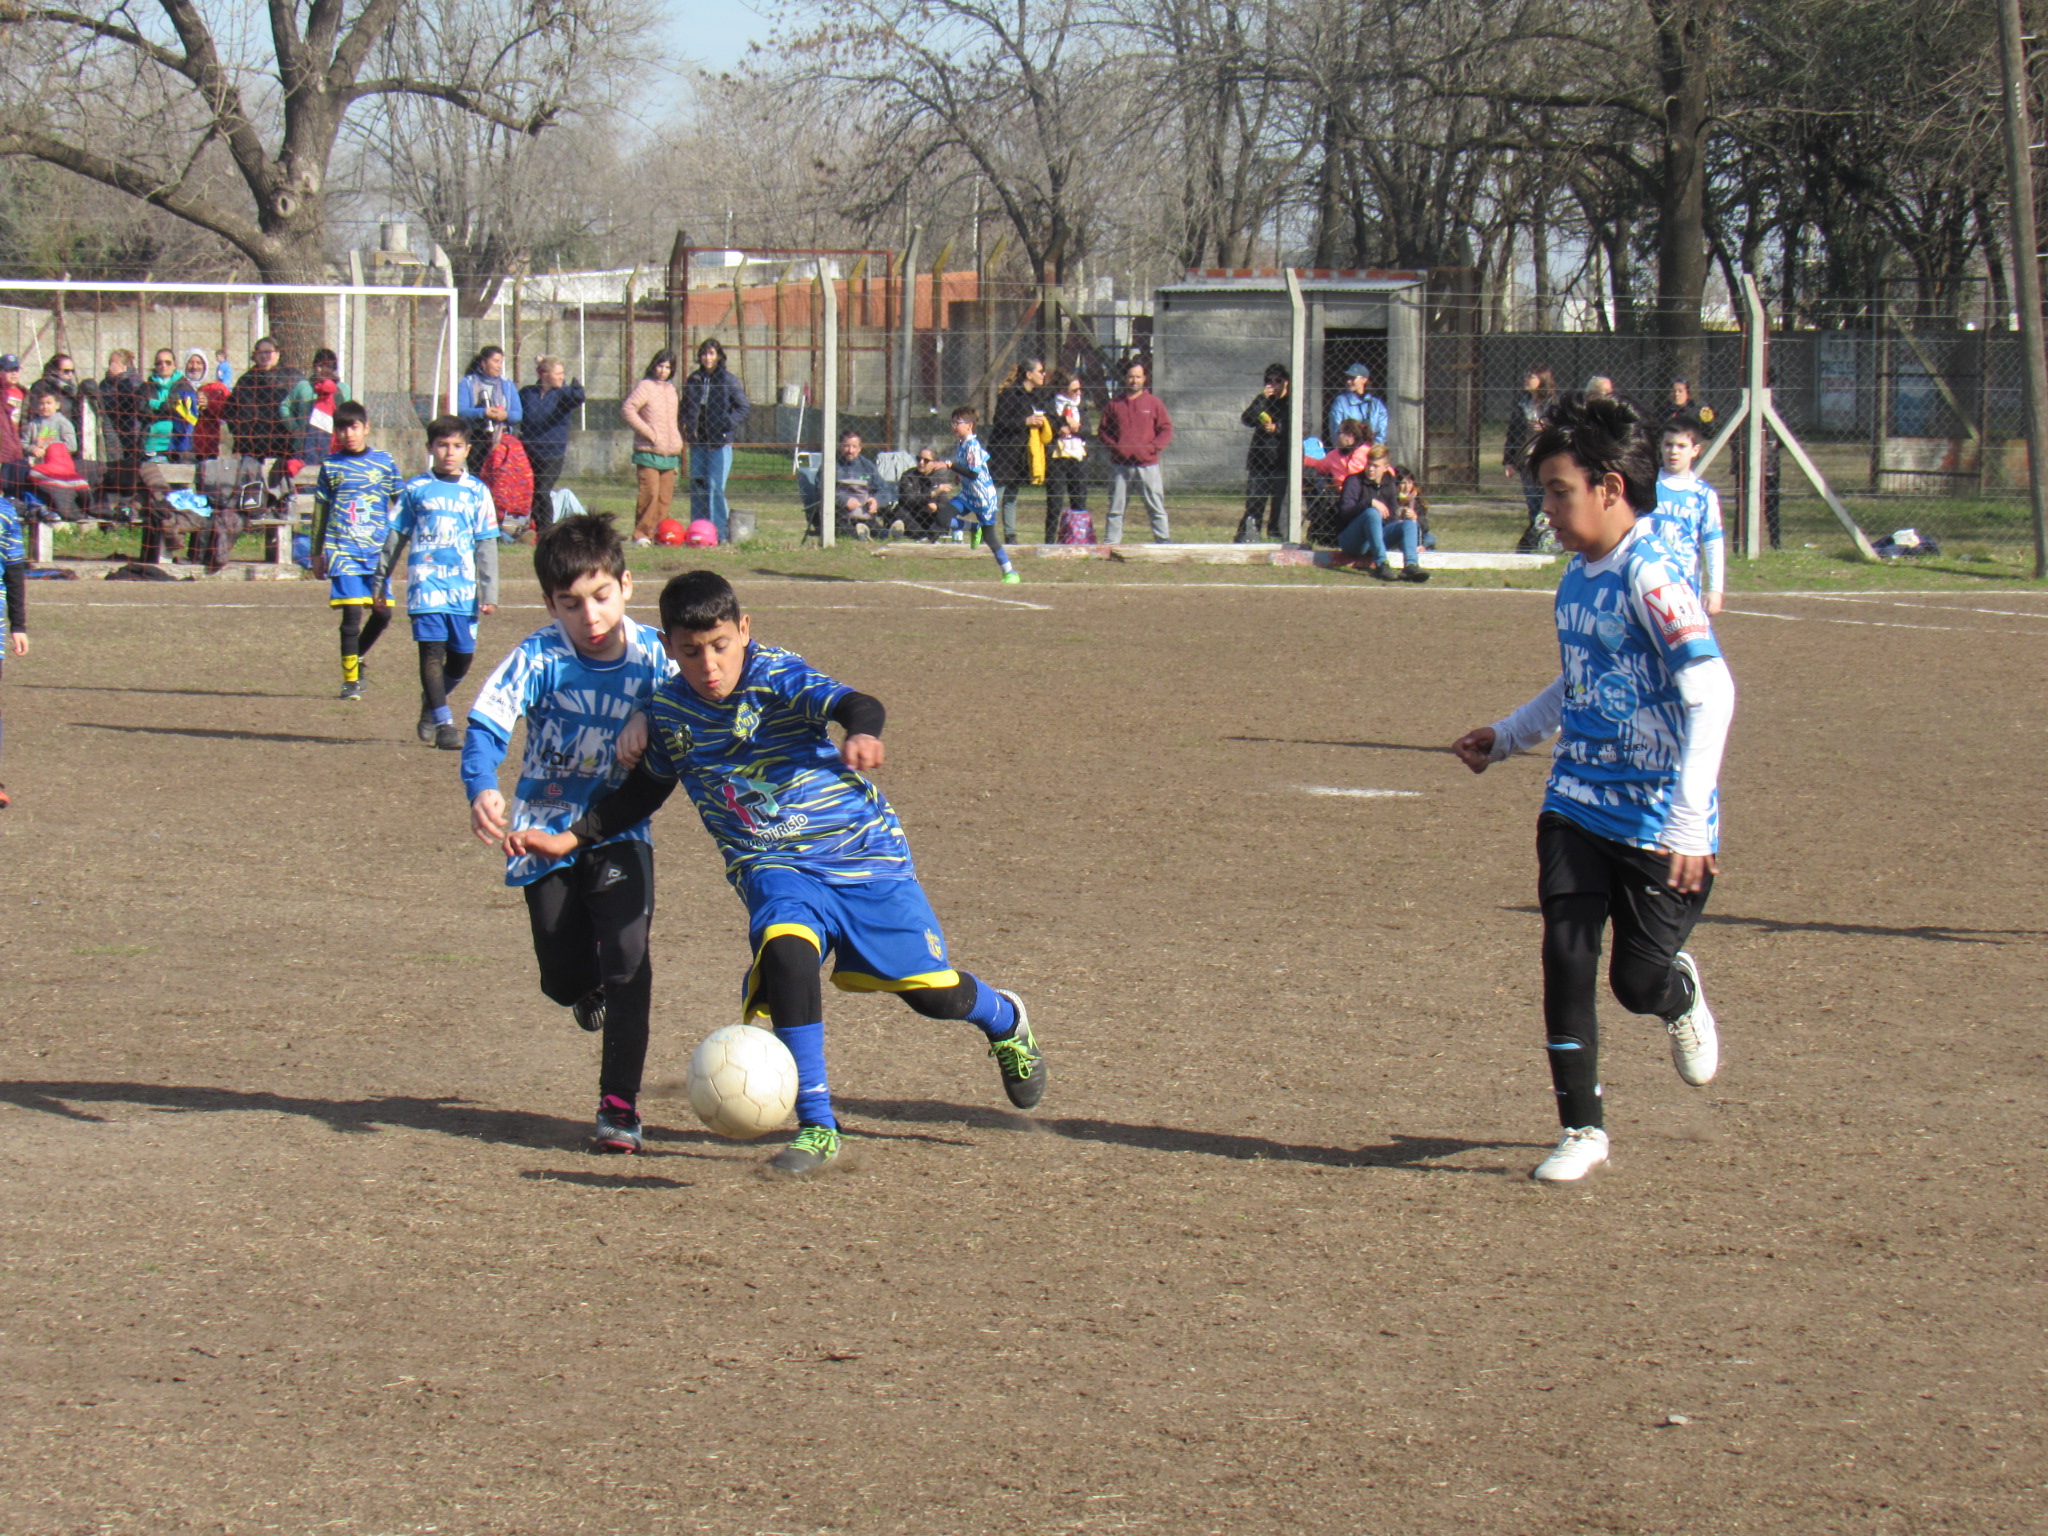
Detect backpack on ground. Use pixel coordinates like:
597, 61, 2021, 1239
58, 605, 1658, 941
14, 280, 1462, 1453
479, 435, 534, 524
1057, 508, 1095, 545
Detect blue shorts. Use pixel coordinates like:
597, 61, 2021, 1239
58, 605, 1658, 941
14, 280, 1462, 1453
410, 612, 478, 652
329, 571, 376, 606
738, 865, 956, 1020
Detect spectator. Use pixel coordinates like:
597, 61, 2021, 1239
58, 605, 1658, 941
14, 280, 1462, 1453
0, 353, 22, 430
518, 355, 586, 532
621, 349, 682, 546
0, 355, 23, 499
97, 349, 148, 508
226, 337, 298, 479
1097, 359, 1174, 544
140, 348, 198, 461
831, 429, 883, 540
282, 347, 351, 465
1336, 440, 1428, 582
1584, 374, 1615, 399
458, 345, 521, 476
1043, 371, 1089, 543
214, 349, 233, 386
989, 357, 1050, 546
24, 388, 89, 518
894, 447, 955, 540
1328, 361, 1389, 452
184, 350, 229, 457
1394, 463, 1434, 551
680, 338, 751, 543
1503, 365, 1555, 552
1308, 417, 1374, 539
1237, 361, 1292, 543
27, 353, 85, 441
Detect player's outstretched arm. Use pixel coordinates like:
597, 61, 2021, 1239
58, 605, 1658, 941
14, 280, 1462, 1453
1455, 676, 1565, 773
830, 691, 886, 769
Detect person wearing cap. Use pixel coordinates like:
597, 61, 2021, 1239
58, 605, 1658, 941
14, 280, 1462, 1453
1328, 361, 1389, 453
0, 355, 25, 499
0, 354, 23, 430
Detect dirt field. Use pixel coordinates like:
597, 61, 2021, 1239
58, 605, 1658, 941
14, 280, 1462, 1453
2, 571, 2043, 1535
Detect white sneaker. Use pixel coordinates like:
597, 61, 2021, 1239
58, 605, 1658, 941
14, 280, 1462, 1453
1532, 1125, 1609, 1182
1666, 952, 1719, 1085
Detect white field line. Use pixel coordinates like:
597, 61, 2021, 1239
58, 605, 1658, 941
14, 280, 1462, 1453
1304, 786, 1424, 798
884, 579, 1051, 610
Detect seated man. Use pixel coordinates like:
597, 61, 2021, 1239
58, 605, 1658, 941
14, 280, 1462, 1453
832, 429, 882, 538
894, 448, 956, 540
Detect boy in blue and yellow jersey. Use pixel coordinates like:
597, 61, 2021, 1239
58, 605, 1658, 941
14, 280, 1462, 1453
1651, 410, 1726, 615
464, 515, 675, 1154
947, 406, 1020, 582
372, 415, 499, 750
0, 492, 29, 809
510, 570, 1044, 1177
310, 401, 402, 701
1454, 393, 1734, 1185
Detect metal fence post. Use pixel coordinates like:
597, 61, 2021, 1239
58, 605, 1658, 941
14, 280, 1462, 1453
1742, 276, 1766, 559
896, 226, 922, 450
1285, 267, 1307, 545
820, 270, 838, 548
1995, 0, 2048, 578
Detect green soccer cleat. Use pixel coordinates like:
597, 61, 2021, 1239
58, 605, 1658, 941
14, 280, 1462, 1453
766, 1124, 843, 1177
987, 992, 1046, 1109
1001, 571, 1022, 584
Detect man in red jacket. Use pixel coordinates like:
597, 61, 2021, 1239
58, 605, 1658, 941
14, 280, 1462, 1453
1097, 360, 1174, 544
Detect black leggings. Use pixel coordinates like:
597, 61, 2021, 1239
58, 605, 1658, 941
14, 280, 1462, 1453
417, 641, 474, 714
338, 605, 389, 663
1537, 813, 1708, 1127
751, 934, 978, 1028
524, 841, 655, 1102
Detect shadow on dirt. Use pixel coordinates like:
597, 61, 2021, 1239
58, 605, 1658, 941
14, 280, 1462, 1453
0, 1079, 730, 1152
73, 722, 379, 747
1501, 904, 2044, 945
25, 684, 318, 699
835, 1096, 1529, 1171
519, 1169, 693, 1190
1224, 735, 1452, 755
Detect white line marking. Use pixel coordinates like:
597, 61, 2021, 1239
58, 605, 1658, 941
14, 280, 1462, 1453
1304, 786, 1424, 798
1719, 609, 1802, 621
886, 580, 1051, 610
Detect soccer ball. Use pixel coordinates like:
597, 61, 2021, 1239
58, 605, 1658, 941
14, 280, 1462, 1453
687, 1024, 798, 1139
654, 517, 687, 546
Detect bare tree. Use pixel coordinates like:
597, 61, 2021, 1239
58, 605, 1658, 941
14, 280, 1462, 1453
0, 0, 616, 349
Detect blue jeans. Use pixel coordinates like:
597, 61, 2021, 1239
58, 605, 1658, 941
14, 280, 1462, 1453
690, 444, 733, 540
1338, 508, 1419, 567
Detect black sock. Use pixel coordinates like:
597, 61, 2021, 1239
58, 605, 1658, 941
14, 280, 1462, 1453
1541, 893, 1606, 1129
358, 608, 390, 660
597, 965, 652, 1104
419, 641, 449, 716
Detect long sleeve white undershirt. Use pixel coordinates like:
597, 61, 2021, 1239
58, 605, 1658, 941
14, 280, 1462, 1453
1487, 657, 1735, 856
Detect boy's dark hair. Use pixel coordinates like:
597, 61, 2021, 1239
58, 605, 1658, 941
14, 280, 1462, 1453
534, 513, 627, 596
427, 413, 468, 445
951, 405, 977, 426
332, 399, 369, 429
1263, 362, 1290, 385
1662, 408, 1709, 444
660, 570, 743, 634
1525, 391, 1658, 511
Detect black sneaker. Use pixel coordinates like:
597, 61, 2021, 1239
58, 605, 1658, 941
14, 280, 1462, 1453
340, 680, 363, 701
1368, 562, 1396, 581
766, 1124, 843, 1177
416, 711, 437, 744
572, 987, 606, 1033
434, 722, 463, 750
987, 991, 1046, 1109
1399, 564, 1431, 582
592, 1094, 642, 1154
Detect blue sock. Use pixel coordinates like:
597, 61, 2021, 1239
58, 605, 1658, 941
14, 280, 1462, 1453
431, 704, 454, 726
774, 1021, 836, 1129
960, 975, 1018, 1040
993, 545, 1015, 575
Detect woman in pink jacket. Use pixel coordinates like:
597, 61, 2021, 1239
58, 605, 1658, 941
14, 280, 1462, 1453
621, 349, 682, 544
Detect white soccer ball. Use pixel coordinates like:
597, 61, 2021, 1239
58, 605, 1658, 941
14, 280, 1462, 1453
687, 1023, 799, 1140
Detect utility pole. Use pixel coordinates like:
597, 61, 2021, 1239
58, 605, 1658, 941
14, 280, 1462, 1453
1995, 0, 2048, 578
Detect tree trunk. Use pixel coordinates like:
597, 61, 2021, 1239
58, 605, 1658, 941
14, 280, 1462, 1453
1650, 0, 1717, 384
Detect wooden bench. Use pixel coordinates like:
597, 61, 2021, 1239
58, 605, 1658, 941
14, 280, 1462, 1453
28, 459, 303, 570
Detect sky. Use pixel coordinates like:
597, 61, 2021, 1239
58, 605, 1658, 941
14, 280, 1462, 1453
661, 0, 789, 73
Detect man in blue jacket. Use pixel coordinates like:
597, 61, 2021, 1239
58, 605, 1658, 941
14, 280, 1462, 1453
518, 356, 587, 531
680, 339, 751, 542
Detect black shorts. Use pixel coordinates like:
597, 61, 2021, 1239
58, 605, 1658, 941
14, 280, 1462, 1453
1536, 810, 1710, 958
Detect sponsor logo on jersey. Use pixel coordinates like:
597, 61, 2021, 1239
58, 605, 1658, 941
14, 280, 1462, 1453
1643, 581, 1710, 646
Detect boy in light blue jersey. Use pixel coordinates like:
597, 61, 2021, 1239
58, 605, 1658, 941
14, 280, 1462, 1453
373, 414, 499, 750
1455, 393, 1735, 1185
1651, 411, 1725, 614
310, 401, 402, 700
465, 515, 675, 1153
947, 406, 1020, 582
510, 570, 1044, 1178
0, 493, 29, 809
